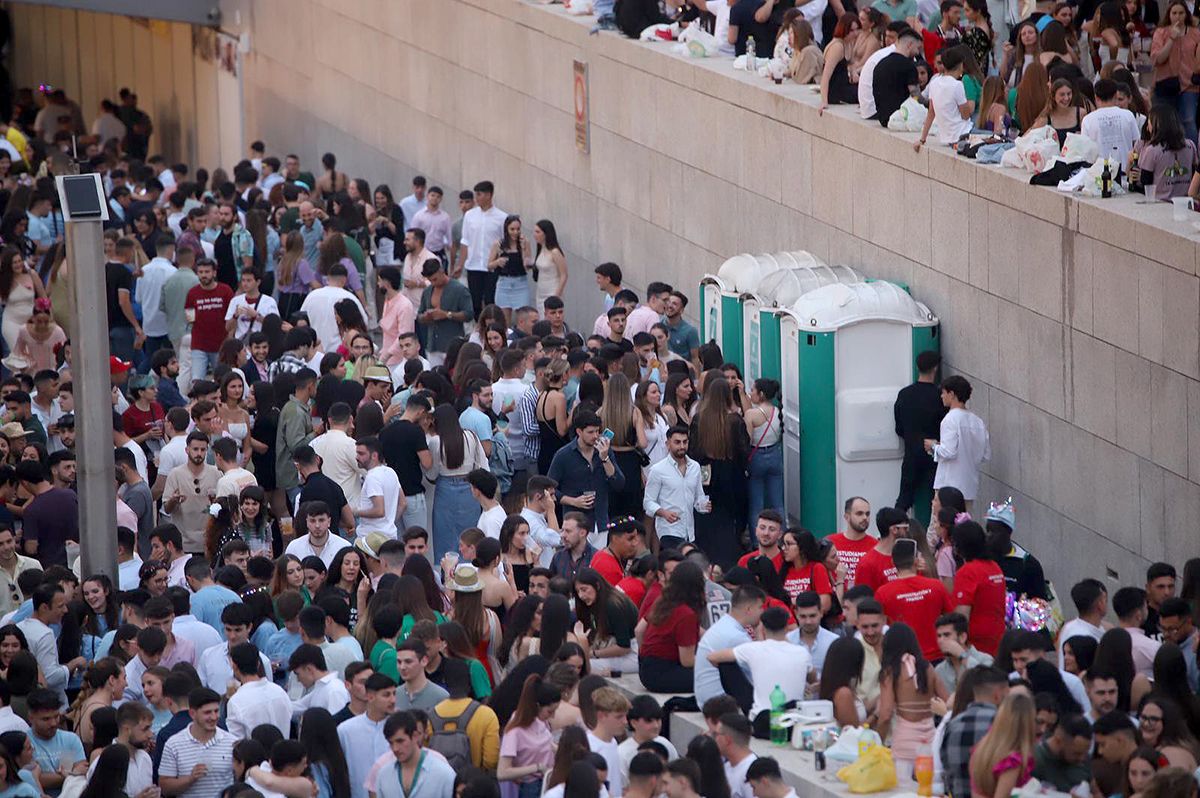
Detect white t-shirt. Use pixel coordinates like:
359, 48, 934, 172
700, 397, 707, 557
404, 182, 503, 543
460, 206, 508, 272
711, 0, 734, 56
356, 465, 401, 539
123, 439, 148, 484
478, 504, 507, 539
225, 293, 281, 340
300, 286, 366, 352
216, 467, 258, 499
858, 45, 896, 118
733, 639, 812, 718
928, 74, 973, 145
617, 735, 678, 780
588, 731, 624, 798
1081, 106, 1141, 170
725, 753, 759, 798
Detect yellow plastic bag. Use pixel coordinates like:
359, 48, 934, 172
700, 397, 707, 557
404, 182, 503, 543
836, 745, 898, 794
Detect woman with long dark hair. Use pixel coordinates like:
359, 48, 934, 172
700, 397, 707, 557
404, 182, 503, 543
685, 734, 731, 798
79, 575, 119, 638
950, 520, 1006, 656
637, 559, 705, 692
327, 546, 365, 631
497, 674, 560, 798
778, 528, 832, 611
1093, 627, 1151, 712
1133, 105, 1199, 201
1137, 693, 1200, 770
80, 744, 130, 798
486, 215, 532, 320
533, 220, 567, 307
438, 620, 494, 700
1152, 643, 1200, 740
820, 636, 867, 727
370, 184, 404, 267
426, 403, 489, 559
1025, 659, 1083, 715
544, 725, 591, 793
402, 552, 450, 614
661, 372, 696, 428
1061, 634, 1097, 676
498, 595, 543, 673
875, 623, 948, 775
539, 594, 589, 664
599, 373, 646, 520
688, 377, 750, 569
69, 657, 125, 748
249, 380, 285, 520
448, 560, 504, 687
298, 707, 351, 798
573, 567, 638, 676
0, 245, 45, 355
395, 574, 445, 642
235, 485, 275, 559
0, 739, 37, 797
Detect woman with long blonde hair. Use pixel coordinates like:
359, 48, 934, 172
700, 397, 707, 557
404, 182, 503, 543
599, 373, 646, 519
688, 377, 750, 569
969, 692, 1037, 797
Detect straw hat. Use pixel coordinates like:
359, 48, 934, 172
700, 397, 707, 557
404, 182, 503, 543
354, 531, 389, 560
362, 365, 393, 385
448, 563, 484, 593
0, 422, 27, 440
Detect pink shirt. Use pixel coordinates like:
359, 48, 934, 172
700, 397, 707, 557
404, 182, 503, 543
411, 207, 454, 253
380, 292, 416, 366
625, 305, 662, 339
402, 249, 434, 307
499, 720, 555, 780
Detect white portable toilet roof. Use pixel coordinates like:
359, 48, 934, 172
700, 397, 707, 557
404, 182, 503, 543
784, 281, 936, 332
754, 265, 862, 307
716, 250, 828, 294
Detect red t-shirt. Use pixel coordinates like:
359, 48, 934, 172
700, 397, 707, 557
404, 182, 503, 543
185, 283, 234, 353
638, 581, 663, 622
876, 574, 955, 662
782, 561, 832, 602
826, 533, 878, 586
738, 549, 785, 570
121, 402, 164, 440
591, 548, 624, 586
952, 560, 1008, 656
616, 576, 647, 609
640, 603, 700, 661
854, 547, 899, 591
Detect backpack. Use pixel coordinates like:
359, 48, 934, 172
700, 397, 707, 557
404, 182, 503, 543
428, 700, 481, 771
488, 430, 514, 495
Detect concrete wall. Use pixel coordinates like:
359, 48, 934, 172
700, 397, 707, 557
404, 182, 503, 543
12, 0, 1199, 592
5, 3, 234, 169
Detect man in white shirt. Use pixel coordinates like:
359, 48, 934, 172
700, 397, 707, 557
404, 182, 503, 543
169, 587, 223, 660
337, 673, 397, 798
708, 607, 811, 736
299, 263, 367, 352
399, 176, 428, 227
644, 426, 712, 549
926, 375, 990, 506
311, 402, 363, 506
520, 475, 562, 567
745, 757, 798, 798
587, 688, 632, 798
453, 179, 507, 314
354, 438, 402, 541
470, 469, 507, 539
153, 408, 191, 501
718, 713, 759, 798
213, 437, 258, 500
19, 583, 84, 708
224, 268, 280, 340
0, 682, 30, 736
226, 642, 291, 739
916, 49, 974, 149
137, 235, 177, 358
285, 502, 351, 567
1082, 78, 1142, 172
858, 43, 896, 118
617, 696, 679, 780
91, 99, 127, 144
88, 702, 155, 797
0, 526, 39, 618
1056, 578, 1108, 663
196, 603, 274, 692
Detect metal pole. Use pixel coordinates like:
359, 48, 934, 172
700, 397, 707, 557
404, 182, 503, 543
67, 221, 118, 581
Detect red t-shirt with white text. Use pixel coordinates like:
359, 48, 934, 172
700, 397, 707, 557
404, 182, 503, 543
738, 549, 785, 570
854, 547, 899, 591
185, 283, 234, 353
826, 533, 877, 586
876, 574, 955, 661
952, 559, 1008, 656
782, 561, 832, 602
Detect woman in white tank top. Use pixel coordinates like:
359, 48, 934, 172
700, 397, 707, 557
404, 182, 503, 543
746, 377, 785, 531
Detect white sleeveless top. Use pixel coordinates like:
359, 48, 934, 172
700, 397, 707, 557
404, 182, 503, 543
750, 404, 782, 448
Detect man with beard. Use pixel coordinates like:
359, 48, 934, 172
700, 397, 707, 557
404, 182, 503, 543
212, 201, 253, 289
400, 227, 434, 309
826, 497, 875, 588
162, 432, 221, 553
183, 259, 233, 383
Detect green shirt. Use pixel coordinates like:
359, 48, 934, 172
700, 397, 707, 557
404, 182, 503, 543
371, 638, 399, 683
160, 267, 200, 346
1032, 741, 1092, 792
872, 0, 918, 21
275, 397, 315, 490
400, 612, 446, 642
418, 280, 474, 354
279, 207, 300, 235
466, 658, 492, 700
342, 234, 366, 279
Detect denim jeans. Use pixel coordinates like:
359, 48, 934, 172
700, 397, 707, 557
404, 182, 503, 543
399, 491, 428, 533
191, 349, 220, 382
109, 326, 136, 364
747, 442, 784, 534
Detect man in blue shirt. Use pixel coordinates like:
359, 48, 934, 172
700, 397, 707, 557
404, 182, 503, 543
458, 380, 495, 458
694, 586, 764, 712
547, 410, 624, 535
183, 556, 241, 637
26, 687, 87, 795
664, 291, 700, 363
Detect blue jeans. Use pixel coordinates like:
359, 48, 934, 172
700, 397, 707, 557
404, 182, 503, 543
109, 326, 136, 364
747, 442, 784, 535
191, 349, 219, 383
139, 334, 170, 373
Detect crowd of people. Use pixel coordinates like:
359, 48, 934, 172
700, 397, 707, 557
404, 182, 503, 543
0, 81, 1193, 798
607, 0, 1200, 203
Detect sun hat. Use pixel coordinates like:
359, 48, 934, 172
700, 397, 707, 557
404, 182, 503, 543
448, 563, 484, 593
354, 531, 389, 560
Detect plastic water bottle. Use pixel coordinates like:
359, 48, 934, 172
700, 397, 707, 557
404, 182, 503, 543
914, 743, 934, 796
745, 36, 757, 72
769, 684, 787, 744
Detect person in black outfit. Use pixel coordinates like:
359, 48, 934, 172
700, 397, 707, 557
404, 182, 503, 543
729, 0, 781, 57
872, 29, 924, 125
893, 349, 945, 515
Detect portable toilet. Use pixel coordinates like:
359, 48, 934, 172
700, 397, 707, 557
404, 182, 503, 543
745, 261, 862, 385
699, 253, 785, 373
778, 281, 939, 534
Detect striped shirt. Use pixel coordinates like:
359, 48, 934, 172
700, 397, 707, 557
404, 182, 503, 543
160, 725, 236, 798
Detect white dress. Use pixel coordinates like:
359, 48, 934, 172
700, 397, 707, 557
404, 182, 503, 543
642, 412, 669, 474
2, 280, 35, 355
534, 247, 561, 306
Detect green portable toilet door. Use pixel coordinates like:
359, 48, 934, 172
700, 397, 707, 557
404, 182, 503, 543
798, 330, 838, 536
759, 309, 782, 384
720, 294, 744, 372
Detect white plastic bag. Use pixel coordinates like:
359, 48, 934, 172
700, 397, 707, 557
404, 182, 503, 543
1000, 125, 1060, 172
677, 22, 719, 57
888, 97, 927, 132
1078, 156, 1127, 196
1059, 132, 1099, 164
826, 726, 884, 762
639, 23, 676, 41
